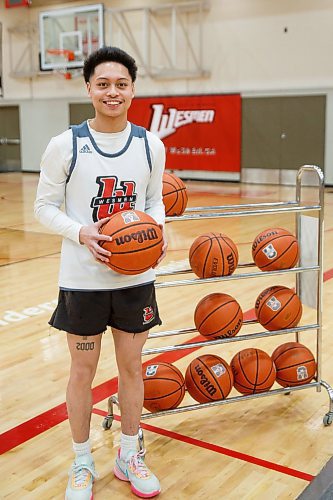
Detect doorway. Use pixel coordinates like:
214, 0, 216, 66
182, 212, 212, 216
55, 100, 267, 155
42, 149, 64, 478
0, 106, 21, 172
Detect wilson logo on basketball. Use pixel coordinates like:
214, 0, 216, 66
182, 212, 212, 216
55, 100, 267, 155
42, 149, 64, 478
114, 227, 159, 246
226, 317, 242, 337
90, 176, 137, 221
211, 257, 219, 276
255, 288, 273, 309
210, 253, 236, 276
252, 230, 279, 251
194, 364, 217, 396
226, 253, 236, 274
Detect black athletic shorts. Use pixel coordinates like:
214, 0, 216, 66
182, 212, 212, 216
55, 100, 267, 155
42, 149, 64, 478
49, 283, 162, 336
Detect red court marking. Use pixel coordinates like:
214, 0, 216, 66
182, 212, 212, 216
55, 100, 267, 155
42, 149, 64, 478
0, 403, 68, 455
0, 311, 254, 455
92, 408, 314, 482
0, 334, 207, 454
324, 269, 333, 282
0, 268, 331, 456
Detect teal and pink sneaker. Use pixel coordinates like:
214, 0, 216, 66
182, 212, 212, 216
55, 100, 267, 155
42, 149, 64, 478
65, 454, 98, 500
114, 449, 161, 498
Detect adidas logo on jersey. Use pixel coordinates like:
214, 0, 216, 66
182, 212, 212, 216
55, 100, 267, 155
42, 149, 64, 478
79, 144, 92, 153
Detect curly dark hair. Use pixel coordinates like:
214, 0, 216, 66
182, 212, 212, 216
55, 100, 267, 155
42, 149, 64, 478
83, 46, 138, 83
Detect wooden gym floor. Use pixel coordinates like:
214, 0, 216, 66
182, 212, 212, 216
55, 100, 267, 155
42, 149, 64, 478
1, 171, 333, 499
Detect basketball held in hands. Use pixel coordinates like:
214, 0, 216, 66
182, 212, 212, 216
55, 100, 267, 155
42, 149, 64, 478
99, 210, 163, 275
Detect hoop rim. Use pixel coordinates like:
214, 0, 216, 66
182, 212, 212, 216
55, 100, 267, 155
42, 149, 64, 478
46, 49, 75, 61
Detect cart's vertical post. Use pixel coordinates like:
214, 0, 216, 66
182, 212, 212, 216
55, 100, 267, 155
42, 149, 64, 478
296, 165, 324, 388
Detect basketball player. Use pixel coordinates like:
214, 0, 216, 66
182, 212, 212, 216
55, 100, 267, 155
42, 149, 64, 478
34, 46, 167, 499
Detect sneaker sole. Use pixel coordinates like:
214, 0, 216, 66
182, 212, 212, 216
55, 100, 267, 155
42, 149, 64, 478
65, 495, 93, 500
113, 464, 160, 498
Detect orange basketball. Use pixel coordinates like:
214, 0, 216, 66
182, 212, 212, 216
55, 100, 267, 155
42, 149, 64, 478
99, 209, 163, 275
185, 354, 234, 403
189, 232, 238, 278
255, 285, 302, 331
142, 362, 185, 413
272, 342, 317, 387
194, 292, 243, 339
162, 172, 188, 216
230, 348, 276, 395
252, 227, 299, 271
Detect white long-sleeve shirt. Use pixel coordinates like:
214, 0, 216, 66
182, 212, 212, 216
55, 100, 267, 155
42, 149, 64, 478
34, 120, 166, 290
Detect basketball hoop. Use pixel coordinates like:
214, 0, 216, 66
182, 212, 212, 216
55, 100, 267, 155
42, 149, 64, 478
47, 49, 75, 61
46, 49, 76, 79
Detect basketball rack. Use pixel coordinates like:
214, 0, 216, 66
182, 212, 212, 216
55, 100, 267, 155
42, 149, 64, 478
102, 165, 333, 450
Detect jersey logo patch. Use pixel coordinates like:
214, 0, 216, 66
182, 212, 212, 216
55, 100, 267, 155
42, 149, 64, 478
79, 144, 92, 154
143, 306, 155, 324
91, 176, 137, 221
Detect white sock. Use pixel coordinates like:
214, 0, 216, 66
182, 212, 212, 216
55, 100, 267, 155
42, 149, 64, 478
73, 438, 91, 458
120, 433, 138, 460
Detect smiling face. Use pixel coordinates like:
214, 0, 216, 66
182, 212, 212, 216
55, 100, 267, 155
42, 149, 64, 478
86, 61, 135, 132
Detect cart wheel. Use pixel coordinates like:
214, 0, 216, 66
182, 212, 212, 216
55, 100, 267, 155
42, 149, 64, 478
323, 413, 333, 426
102, 416, 113, 430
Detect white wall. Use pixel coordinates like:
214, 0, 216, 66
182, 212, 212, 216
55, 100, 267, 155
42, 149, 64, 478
20, 99, 69, 171
324, 91, 333, 184
0, 0, 332, 180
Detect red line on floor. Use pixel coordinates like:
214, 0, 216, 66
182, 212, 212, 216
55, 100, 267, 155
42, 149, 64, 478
92, 408, 314, 482
0, 334, 207, 455
324, 269, 333, 282
0, 269, 331, 456
0, 403, 68, 455
0, 316, 250, 455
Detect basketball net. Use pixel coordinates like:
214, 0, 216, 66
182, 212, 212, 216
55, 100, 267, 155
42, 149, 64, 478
46, 49, 80, 80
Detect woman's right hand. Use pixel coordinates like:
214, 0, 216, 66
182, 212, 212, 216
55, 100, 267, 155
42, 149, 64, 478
79, 217, 112, 264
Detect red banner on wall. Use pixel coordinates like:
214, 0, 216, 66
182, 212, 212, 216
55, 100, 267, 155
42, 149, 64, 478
128, 94, 241, 172
5, 0, 30, 7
